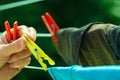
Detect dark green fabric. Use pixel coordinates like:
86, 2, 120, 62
107, 26, 120, 59
56, 23, 120, 66
56, 23, 99, 65
79, 24, 119, 66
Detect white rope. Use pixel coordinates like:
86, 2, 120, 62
0, 32, 51, 37
36, 33, 51, 37
0, 0, 44, 11
25, 66, 44, 70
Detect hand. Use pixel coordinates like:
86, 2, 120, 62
0, 25, 36, 80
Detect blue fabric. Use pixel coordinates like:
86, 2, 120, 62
48, 65, 120, 80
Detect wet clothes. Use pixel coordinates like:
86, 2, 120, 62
56, 23, 120, 66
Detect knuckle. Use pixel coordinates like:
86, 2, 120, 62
12, 54, 19, 60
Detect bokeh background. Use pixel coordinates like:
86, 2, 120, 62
0, 0, 120, 80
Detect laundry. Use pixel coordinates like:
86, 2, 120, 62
56, 23, 120, 66
48, 65, 120, 80
41, 13, 120, 80
107, 26, 120, 59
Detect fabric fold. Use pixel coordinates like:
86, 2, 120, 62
107, 26, 120, 59
48, 65, 120, 80
56, 23, 96, 65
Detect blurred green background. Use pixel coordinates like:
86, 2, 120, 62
1, 0, 120, 80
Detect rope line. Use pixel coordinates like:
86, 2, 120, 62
0, 0, 43, 11
0, 32, 51, 37
25, 66, 44, 70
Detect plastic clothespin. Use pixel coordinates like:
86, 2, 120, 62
4, 21, 18, 43
41, 12, 60, 46
4, 21, 55, 71
22, 34, 55, 71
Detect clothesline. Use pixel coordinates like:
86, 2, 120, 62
25, 66, 44, 70
0, 0, 43, 11
36, 33, 51, 37
0, 32, 51, 37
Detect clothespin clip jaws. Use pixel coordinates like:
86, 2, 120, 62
4, 21, 55, 71
4, 21, 18, 43
22, 34, 55, 71
41, 12, 60, 46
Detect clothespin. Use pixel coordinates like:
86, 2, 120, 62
22, 34, 55, 71
41, 12, 60, 46
4, 21, 18, 43
4, 21, 55, 71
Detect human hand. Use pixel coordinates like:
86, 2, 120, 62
0, 25, 36, 80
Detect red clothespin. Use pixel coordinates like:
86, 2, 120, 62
4, 21, 18, 43
41, 12, 60, 46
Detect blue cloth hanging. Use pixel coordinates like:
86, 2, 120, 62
48, 65, 120, 80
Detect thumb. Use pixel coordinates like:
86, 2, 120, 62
0, 37, 27, 57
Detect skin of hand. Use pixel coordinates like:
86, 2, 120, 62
0, 25, 36, 80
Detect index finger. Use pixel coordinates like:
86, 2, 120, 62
18, 25, 36, 41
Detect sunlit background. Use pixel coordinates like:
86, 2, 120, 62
0, 0, 120, 80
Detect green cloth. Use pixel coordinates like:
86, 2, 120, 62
56, 23, 120, 66
56, 23, 95, 65
107, 26, 120, 59
80, 24, 119, 66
